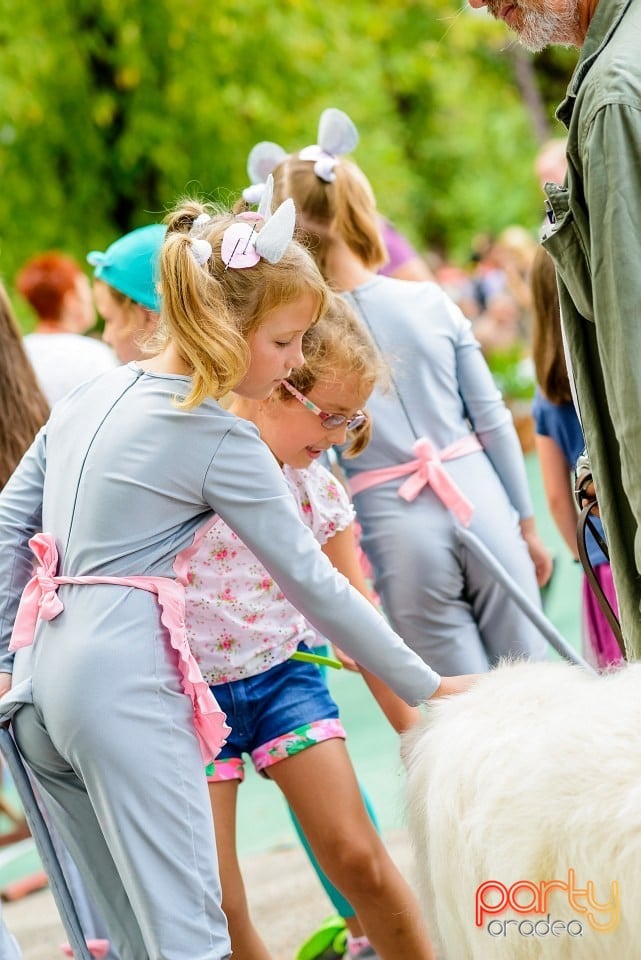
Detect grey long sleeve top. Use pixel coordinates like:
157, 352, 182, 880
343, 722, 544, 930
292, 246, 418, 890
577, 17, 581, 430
0, 363, 440, 700
342, 277, 533, 519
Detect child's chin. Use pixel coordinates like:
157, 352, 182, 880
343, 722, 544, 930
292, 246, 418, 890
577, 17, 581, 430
286, 452, 315, 469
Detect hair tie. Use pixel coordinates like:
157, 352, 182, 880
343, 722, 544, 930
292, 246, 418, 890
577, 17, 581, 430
191, 213, 212, 233
190, 237, 213, 267
242, 183, 266, 205
298, 108, 359, 183
298, 146, 339, 183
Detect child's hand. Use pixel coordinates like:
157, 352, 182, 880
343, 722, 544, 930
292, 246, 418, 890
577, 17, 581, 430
332, 645, 360, 672
0, 673, 12, 700
575, 450, 600, 516
430, 674, 479, 699
520, 517, 553, 587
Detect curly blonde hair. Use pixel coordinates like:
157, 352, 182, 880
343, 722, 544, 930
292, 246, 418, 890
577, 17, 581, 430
277, 293, 386, 457
156, 199, 330, 409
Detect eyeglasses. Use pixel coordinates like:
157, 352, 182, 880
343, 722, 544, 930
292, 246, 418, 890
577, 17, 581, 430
280, 380, 368, 431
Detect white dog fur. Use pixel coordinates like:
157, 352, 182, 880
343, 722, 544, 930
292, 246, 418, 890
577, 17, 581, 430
403, 660, 641, 959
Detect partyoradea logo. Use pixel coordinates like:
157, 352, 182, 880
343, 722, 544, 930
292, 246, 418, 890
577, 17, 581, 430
475, 869, 619, 938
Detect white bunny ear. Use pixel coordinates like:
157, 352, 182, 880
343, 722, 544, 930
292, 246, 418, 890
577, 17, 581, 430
254, 198, 296, 264
317, 108, 359, 156
257, 174, 275, 221
247, 142, 288, 185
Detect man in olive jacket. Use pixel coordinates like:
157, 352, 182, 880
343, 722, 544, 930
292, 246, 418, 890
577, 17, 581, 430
468, 0, 641, 658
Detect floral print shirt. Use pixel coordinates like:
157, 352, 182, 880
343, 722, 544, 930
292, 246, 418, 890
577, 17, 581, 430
184, 461, 354, 684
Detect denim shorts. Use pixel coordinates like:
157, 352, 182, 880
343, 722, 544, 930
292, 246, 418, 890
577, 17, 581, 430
206, 650, 345, 782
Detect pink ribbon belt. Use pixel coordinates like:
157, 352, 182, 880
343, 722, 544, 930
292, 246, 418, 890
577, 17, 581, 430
9, 532, 229, 765
348, 434, 482, 526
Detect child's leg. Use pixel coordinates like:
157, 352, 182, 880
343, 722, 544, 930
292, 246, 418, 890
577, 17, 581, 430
288, 784, 380, 920
268, 739, 435, 960
13, 705, 148, 960
208, 777, 272, 960
14, 623, 232, 960
289, 645, 380, 925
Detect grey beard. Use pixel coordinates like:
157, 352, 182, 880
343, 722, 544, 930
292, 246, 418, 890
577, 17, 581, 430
519, 6, 581, 51
485, 0, 582, 52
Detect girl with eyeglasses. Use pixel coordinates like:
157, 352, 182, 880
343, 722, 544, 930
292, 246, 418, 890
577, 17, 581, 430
0, 191, 473, 960
182, 293, 429, 960
262, 108, 553, 679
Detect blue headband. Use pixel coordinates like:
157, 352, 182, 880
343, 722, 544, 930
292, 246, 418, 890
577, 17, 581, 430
87, 224, 167, 311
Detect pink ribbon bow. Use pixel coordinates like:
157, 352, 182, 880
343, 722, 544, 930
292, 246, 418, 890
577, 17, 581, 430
9, 532, 229, 764
348, 434, 482, 526
397, 438, 475, 525
11, 533, 65, 650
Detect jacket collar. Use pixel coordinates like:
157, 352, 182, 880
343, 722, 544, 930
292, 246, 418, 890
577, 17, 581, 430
556, 0, 633, 126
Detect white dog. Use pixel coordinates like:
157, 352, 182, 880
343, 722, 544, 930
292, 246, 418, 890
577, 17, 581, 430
403, 660, 641, 959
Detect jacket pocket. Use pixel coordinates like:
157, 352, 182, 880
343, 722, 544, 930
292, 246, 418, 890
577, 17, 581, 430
541, 183, 594, 322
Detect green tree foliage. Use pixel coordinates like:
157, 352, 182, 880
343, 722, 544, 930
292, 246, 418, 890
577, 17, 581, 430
0, 0, 577, 313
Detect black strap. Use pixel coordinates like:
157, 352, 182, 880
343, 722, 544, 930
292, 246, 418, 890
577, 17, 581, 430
576, 500, 626, 659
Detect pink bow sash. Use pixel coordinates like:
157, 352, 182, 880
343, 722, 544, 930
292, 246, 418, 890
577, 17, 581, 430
10, 532, 229, 765
348, 434, 482, 526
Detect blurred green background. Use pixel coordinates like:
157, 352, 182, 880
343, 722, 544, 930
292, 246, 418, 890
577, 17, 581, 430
0, 0, 577, 328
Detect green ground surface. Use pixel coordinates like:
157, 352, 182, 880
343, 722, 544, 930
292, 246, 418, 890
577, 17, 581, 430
0, 452, 584, 885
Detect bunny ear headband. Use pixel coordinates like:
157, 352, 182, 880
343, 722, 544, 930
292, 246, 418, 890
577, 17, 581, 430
243, 142, 288, 204
189, 175, 296, 271
242, 108, 359, 205
299, 108, 359, 183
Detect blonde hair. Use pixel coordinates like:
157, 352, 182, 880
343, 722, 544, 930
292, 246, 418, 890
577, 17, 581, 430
156, 199, 330, 409
277, 293, 386, 457
531, 246, 572, 405
0, 282, 49, 488
271, 156, 386, 276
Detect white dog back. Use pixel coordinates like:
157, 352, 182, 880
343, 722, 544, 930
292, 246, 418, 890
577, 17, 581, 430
403, 660, 641, 959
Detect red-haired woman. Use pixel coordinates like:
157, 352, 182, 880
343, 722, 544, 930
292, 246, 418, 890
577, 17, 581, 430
16, 252, 115, 406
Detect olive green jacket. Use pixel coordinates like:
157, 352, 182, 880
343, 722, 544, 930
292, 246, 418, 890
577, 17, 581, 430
542, 0, 641, 657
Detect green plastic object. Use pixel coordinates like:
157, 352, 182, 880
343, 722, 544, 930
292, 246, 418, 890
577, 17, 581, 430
295, 915, 348, 960
291, 650, 343, 670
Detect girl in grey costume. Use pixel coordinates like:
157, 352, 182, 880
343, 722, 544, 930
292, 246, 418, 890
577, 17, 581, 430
0, 200, 453, 960
267, 114, 551, 676
341, 278, 550, 674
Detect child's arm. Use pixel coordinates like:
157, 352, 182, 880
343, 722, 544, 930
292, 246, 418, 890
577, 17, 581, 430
535, 433, 579, 560
451, 295, 553, 585
0, 426, 47, 689
208, 422, 444, 705
321, 525, 421, 733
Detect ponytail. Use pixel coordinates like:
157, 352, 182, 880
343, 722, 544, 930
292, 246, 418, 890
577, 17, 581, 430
154, 198, 329, 409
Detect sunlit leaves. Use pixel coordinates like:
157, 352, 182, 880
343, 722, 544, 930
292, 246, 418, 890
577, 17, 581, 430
0, 0, 577, 312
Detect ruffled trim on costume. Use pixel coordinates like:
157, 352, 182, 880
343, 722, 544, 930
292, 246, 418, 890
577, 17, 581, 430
172, 514, 220, 585
171, 516, 230, 763
157, 582, 230, 765
10, 531, 229, 766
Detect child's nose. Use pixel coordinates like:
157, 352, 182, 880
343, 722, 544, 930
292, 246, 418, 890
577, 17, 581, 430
325, 422, 348, 445
289, 344, 305, 369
